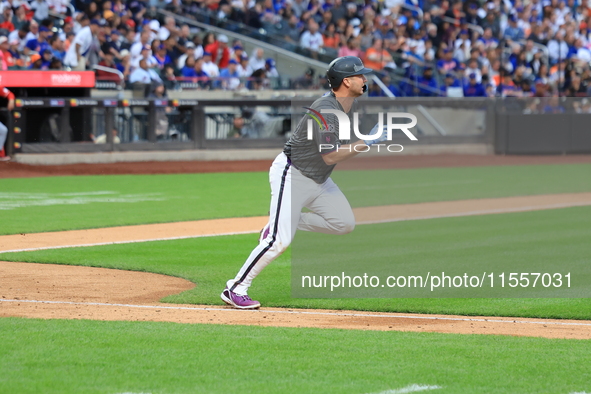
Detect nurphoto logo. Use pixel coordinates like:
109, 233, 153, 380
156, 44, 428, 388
304, 108, 418, 153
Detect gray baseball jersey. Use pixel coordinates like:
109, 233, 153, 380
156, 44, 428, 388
284, 92, 356, 184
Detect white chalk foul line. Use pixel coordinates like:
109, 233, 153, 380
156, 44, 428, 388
0, 230, 259, 254
368, 384, 442, 394
2, 299, 591, 328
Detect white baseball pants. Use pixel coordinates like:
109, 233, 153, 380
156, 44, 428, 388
227, 152, 355, 295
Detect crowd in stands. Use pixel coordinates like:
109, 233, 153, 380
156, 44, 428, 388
1, 0, 591, 97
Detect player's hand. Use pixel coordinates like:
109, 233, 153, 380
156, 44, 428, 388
364, 123, 388, 146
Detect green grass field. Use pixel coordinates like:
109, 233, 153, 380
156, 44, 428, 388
1, 318, 590, 394
1, 163, 590, 393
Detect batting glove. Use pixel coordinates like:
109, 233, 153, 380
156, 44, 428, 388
364, 123, 389, 146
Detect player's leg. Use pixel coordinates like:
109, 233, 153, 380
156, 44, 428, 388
297, 178, 355, 235
222, 153, 303, 308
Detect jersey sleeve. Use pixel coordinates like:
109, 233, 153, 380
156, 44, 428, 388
0, 87, 14, 100
312, 110, 340, 155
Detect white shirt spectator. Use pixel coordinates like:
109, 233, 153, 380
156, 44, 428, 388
129, 67, 152, 84
31, 0, 49, 21
465, 66, 482, 82
576, 47, 591, 63
202, 60, 220, 77
130, 49, 154, 71
194, 45, 203, 59
64, 25, 93, 67
129, 67, 162, 84
238, 63, 253, 77
47, 0, 69, 14
547, 39, 569, 63
300, 30, 323, 51
8, 30, 28, 52
249, 50, 265, 71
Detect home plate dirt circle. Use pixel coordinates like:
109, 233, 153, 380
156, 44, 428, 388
1, 260, 591, 339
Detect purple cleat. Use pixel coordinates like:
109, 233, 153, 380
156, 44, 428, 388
221, 287, 261, 309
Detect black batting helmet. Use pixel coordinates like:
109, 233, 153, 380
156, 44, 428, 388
326, 56, 373, 89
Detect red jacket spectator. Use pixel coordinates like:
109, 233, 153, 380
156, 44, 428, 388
205, 35, 230, 70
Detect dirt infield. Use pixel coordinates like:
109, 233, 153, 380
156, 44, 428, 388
1, 261, 590, 339
3, 154, 591, 178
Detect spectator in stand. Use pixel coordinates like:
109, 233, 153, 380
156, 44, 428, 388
202, 51, 219, 78
322, 23, 340, 50
193, 58, 210, 88
181, 55, 197, 77
130, 44, 152, 70
464, 73, 487, 97
0, 36, 14, 68
230, 45, 243, 63
238, 54, 252, 77
177, 41, 195, 69
25, 25, 51, 56
300, 19, 323, 59
338, 37, 362, 58
40, 48, 52, 69
7, 38, 22, 68
220, 59, 241, 90
280, 14, 301, 50
49, 34, 65, 62
205, 34, 230, 70
437, 48, 459, 74
292, 67, 315, 89
249, 47, 265, 72
129, 57, 161, 84
11, 6, 28, 32
153, 44, 171, 70
547, 31, 568, 65
64, 19, 100, 70
497, 70, 522, 97
264, 58, 278, 78
31, 0, 49, 22
416, 66, 439, 97
28, 53, 42, 69
161, 63, 178, 91
96, 50, 120, 81
364, 38, 393, 71
116, 48, 131, 79
130, 30, 151, 68
0, 7, 14, 32
442, 72, 462, 96
159, 16, 177, 42
504, 14, 525, 42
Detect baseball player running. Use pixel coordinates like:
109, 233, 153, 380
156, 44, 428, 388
222, 56, 387, 309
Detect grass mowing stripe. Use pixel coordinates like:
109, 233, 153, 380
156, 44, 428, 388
1, 164, 591, 235
1, 317, 590, 394
2, 206, 591, 319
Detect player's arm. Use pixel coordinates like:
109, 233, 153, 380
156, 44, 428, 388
0, 87, 15, 110
321, 140, 368, 165
321, 122, 388, 165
